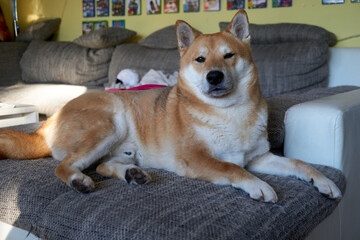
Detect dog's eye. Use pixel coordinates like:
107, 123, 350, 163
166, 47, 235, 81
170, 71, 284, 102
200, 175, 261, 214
224, 53, 235, 59
195, 56, 206, 63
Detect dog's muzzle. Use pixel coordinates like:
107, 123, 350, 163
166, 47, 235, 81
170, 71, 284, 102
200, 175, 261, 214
206, 70, 232, 97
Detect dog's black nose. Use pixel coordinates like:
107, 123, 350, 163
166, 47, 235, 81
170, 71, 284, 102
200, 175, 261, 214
206, 71, 224, 85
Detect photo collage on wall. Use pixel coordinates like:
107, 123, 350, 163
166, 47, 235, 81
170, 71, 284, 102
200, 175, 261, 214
83, 0, 127, 35
82, 0, 305, 34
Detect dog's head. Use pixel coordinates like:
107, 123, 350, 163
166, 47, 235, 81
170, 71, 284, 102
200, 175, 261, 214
176, 10, 259, 107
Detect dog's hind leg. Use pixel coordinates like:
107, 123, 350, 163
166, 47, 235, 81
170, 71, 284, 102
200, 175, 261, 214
96, 157, 151, 185
246, 152, 342, 199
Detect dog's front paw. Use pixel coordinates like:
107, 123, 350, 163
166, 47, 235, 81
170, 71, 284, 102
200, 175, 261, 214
234, 178, 278, 203
70, 174, 95, 194
310, 176, 342, 199
125, 168, 151, 185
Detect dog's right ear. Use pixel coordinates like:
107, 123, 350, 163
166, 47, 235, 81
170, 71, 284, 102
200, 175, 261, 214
176, 20, 199, 55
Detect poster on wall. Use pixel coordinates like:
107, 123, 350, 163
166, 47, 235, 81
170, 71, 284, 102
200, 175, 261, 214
112, 0, 125, 16
351, 0, 360, 2
183, 0, 200, 12
94, 21, 108, 30
204, 0, 221, 11
113, 20, 125, 28
82, 21, 94, 34
248, 0, 267, 8
128, 0, 141, 15
322, 0, 344, 4
273, 0, 292, 7
164, 0, 179, 13
227, 0, 245, 10
146, 0, 161, 14
83, 0, 95, 17
97, 0, 110, 16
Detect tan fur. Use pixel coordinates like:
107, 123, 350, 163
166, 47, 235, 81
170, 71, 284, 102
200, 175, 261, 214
0, 10, 341, 201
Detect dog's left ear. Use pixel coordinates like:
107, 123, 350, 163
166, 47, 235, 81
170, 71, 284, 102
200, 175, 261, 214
176, 20, 199, 55
225, 10, 251, 44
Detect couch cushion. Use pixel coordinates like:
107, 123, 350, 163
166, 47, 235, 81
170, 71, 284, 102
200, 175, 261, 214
138, 25, 201, 49
108, 43, 180, 84
0, 42, 29, 86
252, 41, 329, 98
0, 150, 344, 239
0, 83, 90, 117
20, 41, 113, 86
74, 27, 136, 49
16, 18, 61, 42
219, 23, 337, 46
139, 25, 178, 49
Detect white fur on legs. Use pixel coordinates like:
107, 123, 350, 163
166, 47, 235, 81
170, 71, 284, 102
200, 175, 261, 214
233, 178, 278, 203
246, 152, 342, 199
96, 158, 151, 185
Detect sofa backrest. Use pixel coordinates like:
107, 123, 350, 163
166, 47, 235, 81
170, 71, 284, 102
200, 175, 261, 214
220, 22, 337, 97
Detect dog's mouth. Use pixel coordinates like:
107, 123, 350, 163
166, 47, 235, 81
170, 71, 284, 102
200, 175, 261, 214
207, 86, 233, 97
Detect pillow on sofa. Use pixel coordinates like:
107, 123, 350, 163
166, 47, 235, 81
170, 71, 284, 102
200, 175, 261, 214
139, 25, 201, 49
0, 42, 29, 86
139, 25, 178, 49
74, 27, 136, 49
219, 22, 337, 46
252, 42, 329, 98
20, 41, 114, 86
16, 18, 61, 42
108, 43, 180, 84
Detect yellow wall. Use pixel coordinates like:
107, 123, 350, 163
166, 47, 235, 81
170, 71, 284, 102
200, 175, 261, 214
1, 0, 359, 47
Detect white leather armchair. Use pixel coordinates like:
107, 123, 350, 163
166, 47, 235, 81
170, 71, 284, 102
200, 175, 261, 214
284, 47, 360, 240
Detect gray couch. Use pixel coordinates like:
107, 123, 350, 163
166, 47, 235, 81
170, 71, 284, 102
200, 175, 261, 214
0, 22, 358, 239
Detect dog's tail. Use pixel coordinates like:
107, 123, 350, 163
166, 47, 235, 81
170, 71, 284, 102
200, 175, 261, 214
0, 126, 51, 160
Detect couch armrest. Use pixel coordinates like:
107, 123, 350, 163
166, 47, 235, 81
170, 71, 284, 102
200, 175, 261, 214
284, 89, 360, 174
328, 47, 360, 87
284, 88, 360, 240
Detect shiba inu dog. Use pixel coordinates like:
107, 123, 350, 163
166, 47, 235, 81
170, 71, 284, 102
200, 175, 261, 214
0, 10, 341, 202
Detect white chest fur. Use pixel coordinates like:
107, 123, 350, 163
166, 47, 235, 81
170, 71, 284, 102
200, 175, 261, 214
193, 105, 269, 167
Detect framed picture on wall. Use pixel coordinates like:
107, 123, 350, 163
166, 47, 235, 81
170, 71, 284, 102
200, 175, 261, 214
183, 0, 200, 12
272, 0, 292, 7
146, 0, 161, 14
204, 0, 221, 11
322, 0, 344, 4
94, 21, 108, 30
351, 0, 360, 2
164, 0, 179, 13
248, 0, 267, 8
82, 21, 94, 35
227, 0, 245, 10
97, 0, 110, 16
83, 0, 95, 17
112, 20, 125, 28
112, 0, 125, 16
128, 0, 141, 15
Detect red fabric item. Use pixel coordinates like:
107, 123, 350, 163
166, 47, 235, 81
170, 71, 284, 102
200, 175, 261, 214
105, 84, 167, 92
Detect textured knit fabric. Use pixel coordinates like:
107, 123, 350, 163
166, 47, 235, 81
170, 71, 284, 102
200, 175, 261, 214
139, 25, 178, 49
219, 23, 337, 46
0, 156, 345, 240
138, 25, 201, 49
74, 27, 136, 49
108, 43, 180, 84
252, 42, 329, 98
20, 41, 113, 85
0, 42, 29, 86
16, 18, 61, 42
